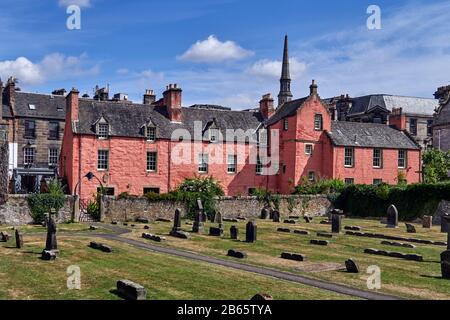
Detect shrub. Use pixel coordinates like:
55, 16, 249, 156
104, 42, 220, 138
87, 200, 100, 221
27, 179, 66, 223
294, 179, 345, 195
423, 149, 450, 183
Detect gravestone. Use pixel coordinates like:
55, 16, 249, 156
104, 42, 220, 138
441, 215, 450, 233
261, 208, 270, 220
331, 214, 343, 233
15, 230, 23, 249
116, 280, 147, 300
227, 249, 247, 259
345, 259, 359, 273
215, 212, 224, 230
230, 226, 239, 240
170, 209, 190, 239
405, 223, 417, 234
41, 250, 57, 261
304, 216, 313, 223
192, 210, 204, 233
246, 221, 257, 243
422, 216, 432, 229
251, 293, 273, 301
386, 205, 399, 228
209, 227, 223, 237
444, 216, 450, 250
441, 250, 450, 279
45, 215, 57, 251
281, 252, 306, 262
0, 232, 10, 242
272, 211, 280, 223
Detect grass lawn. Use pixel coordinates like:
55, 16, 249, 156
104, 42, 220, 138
122, 217, 450, 300
8, 223, 114, 235
0, 234, 354, 300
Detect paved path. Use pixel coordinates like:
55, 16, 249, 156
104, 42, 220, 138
85, 223, 402, 301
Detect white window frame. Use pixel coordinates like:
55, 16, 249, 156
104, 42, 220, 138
98, 123, 109, 139
373, 148, 383, 168
209, 128, 219, 143
305, 144, 313, 155
198, 154, 209, 173
256, 156, 263, 175
227, 155, 237, 174
48, 148, 58, 166
398, 150, 407, 169
146, 126, 156, 142
344, 178, 354, 185
314, 114, 323, 131
258, 129, 268, 146
344, 147, 355, 168
97, 150, 109, 170
308, 171, 316, 182
146, 152, 157, 172
24, 147, 35, 165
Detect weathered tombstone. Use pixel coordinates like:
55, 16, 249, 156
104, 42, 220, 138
331, 214, 343, 233
345, 259, 360, 273
444, 216, 450, 250
209, 227, 223, 237
0, 232, 10, 242
441, 215, 450, 233
246, 221, 257, 243
45, 215, 57, 251
441, 250, 450, 279
116, 280, 147, 300
304, 216, 313, 223
170, 209, 190, 239
215, 212, 224, 229
272, 211, 280, 223
192, 211, 204, 233
227, 249, 247, 259
386, 205, 399, 228
41, 250, 57, 261
261, 208, 270, 220
422, 216, 432, 229
405, 223, 417, 234
230, 226, 239, 240
251, 293, 273, 301
15, 230, 23, 249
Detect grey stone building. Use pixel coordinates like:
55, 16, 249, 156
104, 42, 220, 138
433, 85, 450, 152
327, 94, 438, 150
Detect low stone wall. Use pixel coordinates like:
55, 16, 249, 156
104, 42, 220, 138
0, 195, 74, 226
101, 195, 332, 222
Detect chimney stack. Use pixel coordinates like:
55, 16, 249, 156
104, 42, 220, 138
309, 80, 318, 96
143, 89, 156, 105
163, 84, 182, 122
5, 77, 16, 115
259, 94, 275, 119
66, 88, 80, 122
52, 89, 67, 96
94, 86, 109, 101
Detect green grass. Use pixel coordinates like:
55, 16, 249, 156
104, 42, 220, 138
6, 223, 114, 235
123, 217, 450, 300
0, 234, 354, 300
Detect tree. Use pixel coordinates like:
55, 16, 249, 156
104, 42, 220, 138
423, 150, 450, 184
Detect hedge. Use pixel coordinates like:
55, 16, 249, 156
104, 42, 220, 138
334, 183, 450, 221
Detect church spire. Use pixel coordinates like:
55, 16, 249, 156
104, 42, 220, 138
278, 35, 293, 107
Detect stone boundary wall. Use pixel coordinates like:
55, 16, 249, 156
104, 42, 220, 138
101, 195, 332, 222
0, 195, 74, 225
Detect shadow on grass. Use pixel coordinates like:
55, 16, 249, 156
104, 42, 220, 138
109, 289, 127, 300
420, 274, 445, 280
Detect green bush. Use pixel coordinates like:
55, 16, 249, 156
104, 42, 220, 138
27, 179, 66, 223
87, 200, 100, 221
294, 179, 346, 195
335, 182, 450, 221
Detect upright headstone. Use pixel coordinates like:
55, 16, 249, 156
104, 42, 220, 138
171, 209, 182, 234
345, 259, 360, 273
230, 226, 239, 240
422, 216, 432, 229
15, 230, 23, 249
192, 200, 204, 233
442, 215, 450, 233
272, 211, 280, 223
261, 208, 269, 220
441, 250, 450, 280
386, 205, 399, 228
405, 223, 417, 234
246, 221, 257, 243
45, 215, 57, 251
215, 212, 223, 230
331, 214, 343, 233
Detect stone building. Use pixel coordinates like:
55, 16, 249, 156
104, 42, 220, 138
1, 78, 66, 193
330, 94, 438, 150
0, 85, 8, 204
433, 85, 450, 151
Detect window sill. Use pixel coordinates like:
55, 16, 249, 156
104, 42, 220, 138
146, 170, 157, 173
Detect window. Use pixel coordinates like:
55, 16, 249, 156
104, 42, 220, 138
409, 118, 417, 136
48, 148, 58, 167
28, 104, 36, 110
24, 147, 35, 165
146, 126, 156, 141
256, 156, 263, 175
258, 129, 268, 146
144, 188, 160, 194
373, 179, 383, 185
198, 154, 208, 173
146, 152, 157, 172
344, 148, 355, 167
227, 155, 237, 174
344, 178, 354, 185
48, 122, 59, 140
308, 171, 316, 182
283, 118, 289, 131
98, 187, 114, 196
98, 150, 109, 170
98, 124, 109, 139
373, 148, 383, 168
427, 120, 433, 137
305, 144, 313, 155
24, 120, 36, 138
314, 114, 323, 131
398, 150, 407, 168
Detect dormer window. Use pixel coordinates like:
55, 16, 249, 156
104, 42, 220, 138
314, 114, 323, 131
146, 126, 156, 142
209, 128, 219, 143
98, 123, 109, 139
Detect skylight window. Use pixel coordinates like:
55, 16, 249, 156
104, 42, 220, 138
28, 104, 36, 110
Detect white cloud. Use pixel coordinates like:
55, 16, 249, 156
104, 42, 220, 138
178, 35, 253, 63
0, 53, 99, 86
58, 0, 91, 8
247, 58, 306, 79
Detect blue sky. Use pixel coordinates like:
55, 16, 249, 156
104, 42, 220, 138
0, 0, 449, 108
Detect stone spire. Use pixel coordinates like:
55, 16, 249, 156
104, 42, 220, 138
278, 35, 293, 107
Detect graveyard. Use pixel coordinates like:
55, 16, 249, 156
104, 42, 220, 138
0, 208, 449, 300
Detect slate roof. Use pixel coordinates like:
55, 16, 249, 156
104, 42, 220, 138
1, 104, 12, 118
348, 94, 438, 117
328, 121, 419, 150
13, 92, 66, 120
76, 99, 264, 139
265, 97, 308, 126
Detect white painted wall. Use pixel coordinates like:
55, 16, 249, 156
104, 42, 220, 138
8, 142, 17, 179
